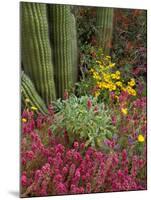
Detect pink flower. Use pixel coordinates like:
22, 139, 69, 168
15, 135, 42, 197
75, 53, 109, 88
86, 183, 91, 193
122, 149, 127, 161
62, 167, 68, 175
73, 141, 79, 149
21, 174, 27, 186
87, 99, 92, 110
56, 183, 67, 194
80, 143, 85, 149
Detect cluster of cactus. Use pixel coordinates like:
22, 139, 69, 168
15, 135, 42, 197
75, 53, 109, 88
96, 7, 114, 55
21, 2, 114, 114
21, 72, 48, 115
21, 2, 78, 111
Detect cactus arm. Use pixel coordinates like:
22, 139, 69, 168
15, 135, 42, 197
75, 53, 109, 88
21, 72, 48, 115
96, 7, 114, 55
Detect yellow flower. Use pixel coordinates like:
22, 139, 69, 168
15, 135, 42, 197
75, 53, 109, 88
93, 72, 101, 80
31, 106, 38, 111
111, 73, 116, 79
116, 81, 122, 87
126, 86, 137, 96
103, 73, 110, 82
121, 108, 128, 115
106, 56, 111, 59
96, 61, 102, 65
115, 95, 119, 100
89, 68, 94, 73
94, 91, 100, 97
130, 89, 136, 96
121, 87, 126, 92
115, 71, 120, 76
137, 134, 145, 143
128, 78, 135, 87
115, 71, 120, 80
97, 82, 102, 89
22, 118, 27, 123
109, 63, 115, 68
25, 98, 30, 103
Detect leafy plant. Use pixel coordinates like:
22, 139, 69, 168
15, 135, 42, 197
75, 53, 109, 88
51, 95, 115, 148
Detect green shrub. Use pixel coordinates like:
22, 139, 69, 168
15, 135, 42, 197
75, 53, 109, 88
51, 95, 115, 148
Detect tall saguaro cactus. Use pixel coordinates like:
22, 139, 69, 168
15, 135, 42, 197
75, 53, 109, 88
48, 5, 77, 98
21, 2, 56, 105
96, 7, 114, 55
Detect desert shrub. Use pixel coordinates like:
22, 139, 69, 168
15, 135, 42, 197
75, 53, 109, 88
51, 95, 116, 148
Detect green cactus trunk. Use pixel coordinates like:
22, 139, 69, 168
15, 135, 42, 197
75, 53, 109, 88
21, 2, 56, 105
48, 5, 77, 98
71, 13, 78, 83
21, 72, 48, 115
96, 7, 114, 55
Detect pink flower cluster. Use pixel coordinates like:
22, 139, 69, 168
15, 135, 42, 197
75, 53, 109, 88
21, 125, 146, 197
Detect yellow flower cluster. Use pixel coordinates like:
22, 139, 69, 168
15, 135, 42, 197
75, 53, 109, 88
89, 55, 137, 98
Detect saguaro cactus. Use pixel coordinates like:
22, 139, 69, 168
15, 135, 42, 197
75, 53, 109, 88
96, 7, 114, 55
21, 72, 48, 115
21, 2, 56, 105
48, 5, 77, 98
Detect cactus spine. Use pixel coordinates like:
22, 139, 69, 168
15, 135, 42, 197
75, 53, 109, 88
96, 7, 114, 55
21, 2, 56, 105
21, 72, 48, 115
48, 5, 77, 98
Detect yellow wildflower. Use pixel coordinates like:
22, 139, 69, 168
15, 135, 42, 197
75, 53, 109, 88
121, 108, 128, 115
121, 87, 126, 92
130, 89, 136, 96
115, 71, 120, 79
112, 85, 116, 90
31, 106, 38, 111
103, 74, 110, 82
106, 56, 111, 59
115, 95, 119, 100
22, 118, 27, 123
111, 73, 116, 79
89, 68, 94, 73
93, 72, 101, 80
94, 91, 100, 97
137, 134, 145, 143
99, 65, 104, 69
25, 98, 30, 103
97, 82, 102, 89
96, 61, 102, 65
116, 81, 122, 87
126, 86, 136, 96
128, 78, 135, 87
115, 71, 120, 76
109, 63, 115, 68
